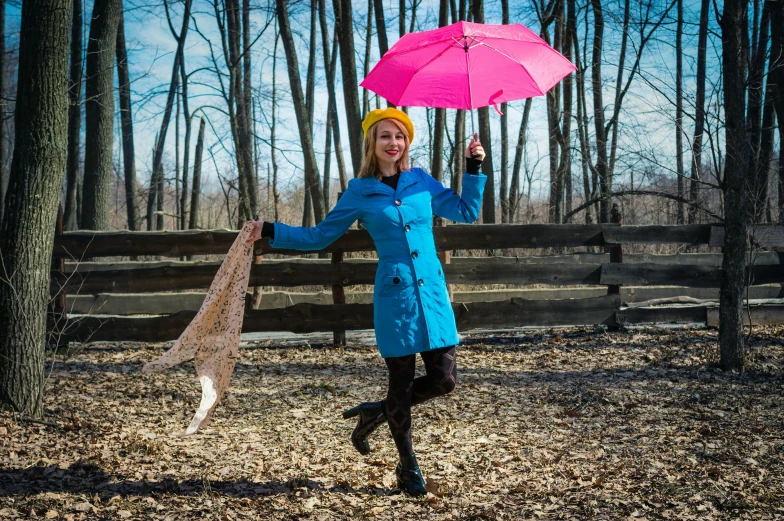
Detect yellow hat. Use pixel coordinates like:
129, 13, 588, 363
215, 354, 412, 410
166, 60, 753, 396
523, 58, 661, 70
362, 107, 414, 143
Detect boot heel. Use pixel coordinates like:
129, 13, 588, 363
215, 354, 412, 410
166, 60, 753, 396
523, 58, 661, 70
342, 406, 361, 420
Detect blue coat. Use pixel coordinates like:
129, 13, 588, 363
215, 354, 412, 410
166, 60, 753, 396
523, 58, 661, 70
269, 168, 487, 358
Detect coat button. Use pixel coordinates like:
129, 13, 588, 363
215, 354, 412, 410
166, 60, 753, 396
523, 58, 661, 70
417, 278, 424, 286
404, 224, 411, 232
393, 277, 400, 284
411, 251, 418, 259
395, 200, 402, 206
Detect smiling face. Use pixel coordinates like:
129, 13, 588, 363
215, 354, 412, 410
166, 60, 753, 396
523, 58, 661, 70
358, 117, 411, 178
373, 119, 408, 174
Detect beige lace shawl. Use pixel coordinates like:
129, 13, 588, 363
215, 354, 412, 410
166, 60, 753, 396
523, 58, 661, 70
143, 222, 255, 435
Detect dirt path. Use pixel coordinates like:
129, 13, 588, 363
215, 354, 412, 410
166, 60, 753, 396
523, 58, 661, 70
1, 326, 782, 520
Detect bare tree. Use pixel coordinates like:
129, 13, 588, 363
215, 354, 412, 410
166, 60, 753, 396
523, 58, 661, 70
117, 6, 139, 231
431, 0, 448, 182
333, 0, 364, 175
510, 98, 532, 222
148, 0, 193, 230
675, 0, 684, 224
81, 0, 122, 230
746, 1, 770, 222
0, 0, 72, 417
62, 0, 81, 231
373, 0, 394, 109
0, 0, 4, 228
771, 4, 784, 222
471, 0, 496, 223
270, 28, 280, 221
499, 0, 509, 222
718, 0, 750, 371
178, 51, 192, 229
688, 0, 709, 224
276, 0, 325, 221
189, 116, 205, 229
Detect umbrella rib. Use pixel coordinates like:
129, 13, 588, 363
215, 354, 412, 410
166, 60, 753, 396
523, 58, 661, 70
382, 39, 455, 60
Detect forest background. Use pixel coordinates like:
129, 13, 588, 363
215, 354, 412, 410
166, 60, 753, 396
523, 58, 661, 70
0, 0, 763, 233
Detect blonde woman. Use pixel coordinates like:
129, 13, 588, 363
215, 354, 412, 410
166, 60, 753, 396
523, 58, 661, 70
249, 107, 486, 496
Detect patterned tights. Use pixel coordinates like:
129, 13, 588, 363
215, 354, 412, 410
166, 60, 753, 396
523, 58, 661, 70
383, 346, 457, 457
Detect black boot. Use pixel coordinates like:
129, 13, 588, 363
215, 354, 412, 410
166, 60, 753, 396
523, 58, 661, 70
396, 453, 427, 497
342, 401, 386, 455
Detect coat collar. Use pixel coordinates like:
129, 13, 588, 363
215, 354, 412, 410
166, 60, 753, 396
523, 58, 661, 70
359, 169, 419, 197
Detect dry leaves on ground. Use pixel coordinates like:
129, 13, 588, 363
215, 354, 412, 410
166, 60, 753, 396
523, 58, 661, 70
1, 325, 783, 520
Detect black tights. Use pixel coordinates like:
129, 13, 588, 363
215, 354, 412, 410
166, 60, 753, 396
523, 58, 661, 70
383, 346, 456, 457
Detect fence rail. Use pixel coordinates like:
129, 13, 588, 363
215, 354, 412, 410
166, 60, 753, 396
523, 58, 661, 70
49, 223, 784, 343
53, 224, 731, 258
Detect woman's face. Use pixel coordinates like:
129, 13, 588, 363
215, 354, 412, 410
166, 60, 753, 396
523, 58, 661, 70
373, 119, 407, 173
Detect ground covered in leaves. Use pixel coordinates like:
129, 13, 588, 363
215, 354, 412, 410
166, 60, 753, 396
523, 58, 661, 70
1, 326, 783, 520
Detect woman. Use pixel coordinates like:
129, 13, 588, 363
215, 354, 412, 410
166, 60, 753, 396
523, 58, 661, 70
248, 107, 486, 496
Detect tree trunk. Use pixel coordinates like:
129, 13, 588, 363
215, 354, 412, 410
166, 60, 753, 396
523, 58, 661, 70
0, 0, 71, 417
431, 0, 448, 183
242, 0, 256, 220
318, 0, 347, 191
770, 2, 784, 222
719, 0, 749, 371
179, 54, 191, 230
63, 0, 81, 231
82, 0, 121, 230
675, 0, 684, 224
149, 0, 192, 230
590, 0, 609, 222
333, 0, 364, 175
758, 73, 775, 224
689, 0, 709, 224
117, 7, 139, 231
271, 30, 280, 221
0, 0, 5, 229
399, 0, 405, 37
747, 2, 770, 223
373, 0, 394, 108
276, 0, 325, 221
189, 116, 205, 229
472, 0, 495, 223
510, 98, 531, 222
225, 0, 255, 224
558, 0, 573, 223
452, 109, 465, 195
500, 0, 508, 223
362, 0, 372, 119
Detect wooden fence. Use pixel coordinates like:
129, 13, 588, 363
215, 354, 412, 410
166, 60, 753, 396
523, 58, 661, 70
49, 221, 784, 344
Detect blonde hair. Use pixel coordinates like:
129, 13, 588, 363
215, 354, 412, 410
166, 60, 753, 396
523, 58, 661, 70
358, 119, 411, 178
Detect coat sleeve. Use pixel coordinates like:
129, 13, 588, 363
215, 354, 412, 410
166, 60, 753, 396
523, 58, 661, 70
422, 169, 487, 223
269, 185, 362, 251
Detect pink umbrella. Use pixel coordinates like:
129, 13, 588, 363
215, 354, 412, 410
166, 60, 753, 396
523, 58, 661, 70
361, 21, 575, 122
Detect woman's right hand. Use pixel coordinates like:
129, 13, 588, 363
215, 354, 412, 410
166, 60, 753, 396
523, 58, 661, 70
247, 219, 264, 243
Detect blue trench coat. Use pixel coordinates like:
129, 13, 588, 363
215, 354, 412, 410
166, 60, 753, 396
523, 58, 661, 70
269, 168, 487, 358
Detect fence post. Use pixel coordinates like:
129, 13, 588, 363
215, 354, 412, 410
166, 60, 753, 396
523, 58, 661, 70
48, 203, 68, 350
607, 203, 623, 295
331, 192, 346, 346
607, 203, 624, 328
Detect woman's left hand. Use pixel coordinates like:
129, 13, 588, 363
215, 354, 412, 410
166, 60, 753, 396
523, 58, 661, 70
465, 132, 485, 161
246, 219, 264, 243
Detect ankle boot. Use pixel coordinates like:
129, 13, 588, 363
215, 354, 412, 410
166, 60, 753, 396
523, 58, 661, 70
342, 401, 386, 455
395, 453, 427, 497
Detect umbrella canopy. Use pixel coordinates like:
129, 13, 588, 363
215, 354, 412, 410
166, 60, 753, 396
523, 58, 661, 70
361, 21, 576, 112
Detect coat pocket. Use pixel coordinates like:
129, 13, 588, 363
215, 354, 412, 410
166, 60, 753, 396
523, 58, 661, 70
378, 275, 405, 297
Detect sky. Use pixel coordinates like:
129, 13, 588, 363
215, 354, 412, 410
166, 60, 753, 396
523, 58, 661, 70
6, 0, 733, 221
